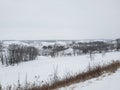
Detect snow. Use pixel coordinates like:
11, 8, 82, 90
63, 48, 73, 54
57, 48, 74, 56
3, 41, 29, 46
40, 42, 55, 46
59, 69, 120, 90
55, 41, 67, 46
0, 51, 120, 88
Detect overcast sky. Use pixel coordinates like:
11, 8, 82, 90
0, 0, 120, 40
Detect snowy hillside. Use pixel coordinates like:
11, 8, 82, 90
3, 41, 29, 47
59, 69, 120, 90
0, 51, 120, 88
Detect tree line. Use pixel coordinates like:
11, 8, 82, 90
0, 43, 39, 65
0, 39, 120, 65
41, 40, 120, 57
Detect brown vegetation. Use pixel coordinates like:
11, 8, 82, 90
27, 60, 120, 90
1, 60, 120, 90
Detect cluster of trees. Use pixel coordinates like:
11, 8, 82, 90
0, 42, 4, 65
73, 41, 110, 53
51, 45, 68, 57
116, 39, 120, 51
0, 44, 39, 65
41, 40, 120, 57
0, 39, 120, 65
73, 40, 120, 54
42, 45, 68, 57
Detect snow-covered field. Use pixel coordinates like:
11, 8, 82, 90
59, 69, 120, 90
0, 51, 120, 88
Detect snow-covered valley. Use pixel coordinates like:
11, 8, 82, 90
0, 51, 120, 89
1, 0, 120, 89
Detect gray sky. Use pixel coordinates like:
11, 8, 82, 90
0, 0, 120, 40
